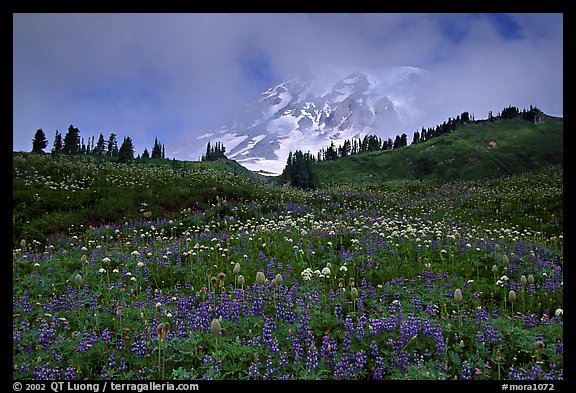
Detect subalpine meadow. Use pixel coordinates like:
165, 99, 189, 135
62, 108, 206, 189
13, 115, 563, 381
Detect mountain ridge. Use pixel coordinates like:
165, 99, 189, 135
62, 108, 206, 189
177, 66, 432, 174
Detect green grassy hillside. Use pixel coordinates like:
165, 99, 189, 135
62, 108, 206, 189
315, 117, 563, 189
12, 154, 278, 247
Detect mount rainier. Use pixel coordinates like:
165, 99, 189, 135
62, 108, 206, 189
182, 66, 434, 175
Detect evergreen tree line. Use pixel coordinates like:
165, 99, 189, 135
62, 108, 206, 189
279, 105, 543, 189
312, 105, 543, 163
279, 150, 319, 190
315, 110, 472, 163
31, 125, 167, 163
488, 105, 543, 123
201, 141, 227, 161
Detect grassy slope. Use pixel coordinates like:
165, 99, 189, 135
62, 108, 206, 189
315, 117, 563, 189
12, 116, 563, 248
12, 154, 271, 247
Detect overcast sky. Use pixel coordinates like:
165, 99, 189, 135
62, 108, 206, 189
13, 13, 563, 158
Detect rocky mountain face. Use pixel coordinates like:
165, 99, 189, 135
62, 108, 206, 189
189, 66, 431, 174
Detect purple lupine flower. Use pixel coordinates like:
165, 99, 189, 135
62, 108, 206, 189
356, 314, 367, 341
475, 306, 489, 325
320, 335, 337, 369
523, 313, 540, 328
64, 366, 78, 380
556, 340, 563, 355
462, 361, 473, 380
372, 355, 387, 379
334, 302, 343, 322
351, 350, 367, 377
248, 354, 261, 379
263, 357, 275, 380
369, 340, 379, 357
305, 340, 319, 373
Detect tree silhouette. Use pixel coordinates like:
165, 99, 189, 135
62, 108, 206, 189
63, 125, 81, 155
31, 129, 48, 154
51, 131, 63, 156
117, 137, 134, 163
94, 134, 106, 156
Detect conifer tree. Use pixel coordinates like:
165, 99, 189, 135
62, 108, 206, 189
94, 133, 106, 156
117, 136, 134, 163
152, 137, 162, 159
31, 128, 48, 154
63, 125, 81, 155
107, 133, 118, 157
52, 131, 63, 156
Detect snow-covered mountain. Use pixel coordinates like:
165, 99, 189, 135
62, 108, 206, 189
185, 65, 432, 175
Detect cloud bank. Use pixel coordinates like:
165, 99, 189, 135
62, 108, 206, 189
13, 13, 563, 157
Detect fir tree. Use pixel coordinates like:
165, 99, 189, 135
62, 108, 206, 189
107, 133, 118, 157
52, 131, 63, 156
94, 134, 106, 156
31, 128, 48, 154
63, 125, 81, 155
117, 136, 134, 163
152, 138, 162, 159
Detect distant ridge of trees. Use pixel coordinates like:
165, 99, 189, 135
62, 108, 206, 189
201, 141, 227, 161
28, 124, 167, 163
312, 105, 544, 163
280, 105, 546, 189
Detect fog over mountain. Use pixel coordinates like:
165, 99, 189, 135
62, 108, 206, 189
177, 65, 440, 174
13, 14, 562, 163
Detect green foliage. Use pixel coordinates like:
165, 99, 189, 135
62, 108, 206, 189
13, 156, 563, 380
12, 109, 563, 381
279, 150, 319, 189
314, 116, 562, 188
12, 152, 275, 248
202, 141, 227, 161
117, 137, 135, 163
63, 125, 81, 155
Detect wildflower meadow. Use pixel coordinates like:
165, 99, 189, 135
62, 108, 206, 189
13, 154, 563, 381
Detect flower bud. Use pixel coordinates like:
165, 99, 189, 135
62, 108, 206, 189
275, 273, 283, 286
75, 274, 83, 287
233, 263, 241, 275
492, 265, 498, 274
237, 275, 245, 286
502, 255, 509, 265
528, 275, 535, 285
256, 271, 265, 285
351, 287, 358, 299
210, 318, 221, 336
454, 288, 463, 303
521, 275, 527, 287
157, 322, 170, 343
508, 290, 516, 303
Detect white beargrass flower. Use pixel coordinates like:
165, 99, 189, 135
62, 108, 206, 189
454, 288, 463, 303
